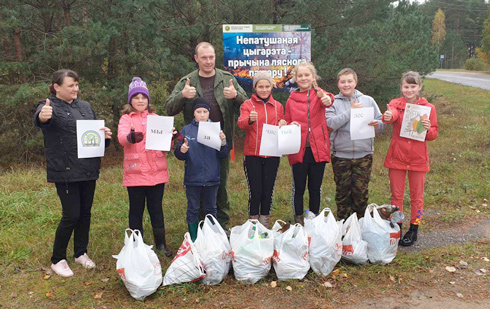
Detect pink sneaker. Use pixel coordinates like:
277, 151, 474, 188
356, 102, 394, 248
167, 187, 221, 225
51, 259, 74, 277
74, 253, 96, 269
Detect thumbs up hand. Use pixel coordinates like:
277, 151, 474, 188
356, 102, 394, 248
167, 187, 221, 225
126, 124, 143, 143
320, 94, 332, 107
350, 97, 363, 109
39, 98, 53, 123
182, 78, 197, 99
223, 79, 237, 99
383, 104, 393, 122
249, 105, 258, 123
180, 138, 190, 153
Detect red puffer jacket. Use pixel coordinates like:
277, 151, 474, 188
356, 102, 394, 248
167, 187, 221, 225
284, 88, 335, 165
382, 97, 438, 172
237, 94, 284, 157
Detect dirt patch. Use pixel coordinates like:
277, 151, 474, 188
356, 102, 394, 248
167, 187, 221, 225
399, 219, 490, 253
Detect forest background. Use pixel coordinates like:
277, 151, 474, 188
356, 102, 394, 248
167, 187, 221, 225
1, 0, 489, 165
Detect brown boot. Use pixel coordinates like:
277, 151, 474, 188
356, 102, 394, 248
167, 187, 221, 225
294, 215, 304, 226
258, 215, 270, 228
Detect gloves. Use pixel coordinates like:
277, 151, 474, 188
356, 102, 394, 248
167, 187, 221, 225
127, 126, 144, 144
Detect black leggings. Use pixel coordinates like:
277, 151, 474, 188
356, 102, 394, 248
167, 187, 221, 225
244, 156, 280, 216
292, 147, 326, 216
127, 183, 165, 235
52, 180, 96, 264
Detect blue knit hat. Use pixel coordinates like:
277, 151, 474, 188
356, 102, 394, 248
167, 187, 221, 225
128, 77, 150, 103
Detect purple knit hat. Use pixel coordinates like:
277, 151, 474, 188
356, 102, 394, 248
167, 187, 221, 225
128, 77, 150, 103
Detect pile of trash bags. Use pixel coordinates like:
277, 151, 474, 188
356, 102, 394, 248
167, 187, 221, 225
113, 204, 402, 300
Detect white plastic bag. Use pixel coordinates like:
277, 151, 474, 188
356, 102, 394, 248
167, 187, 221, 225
341, 213, 368, 265
113, 229, 162, 301
304, 208, 342, 276
361, 204, 401, 265
230, 219, 274, 284
162, 232, 205, 286
271, 220, 309, 280
194, 215, 232, 285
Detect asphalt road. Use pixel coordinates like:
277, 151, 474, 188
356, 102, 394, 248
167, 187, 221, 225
426, 71, 490, 90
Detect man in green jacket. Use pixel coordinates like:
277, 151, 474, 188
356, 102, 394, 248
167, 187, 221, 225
166, 42, 247, 230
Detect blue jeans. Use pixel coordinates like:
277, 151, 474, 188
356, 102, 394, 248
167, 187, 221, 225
186, 185, 219, 223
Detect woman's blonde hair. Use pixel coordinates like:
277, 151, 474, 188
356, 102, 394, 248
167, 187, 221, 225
401, 71, 422, 85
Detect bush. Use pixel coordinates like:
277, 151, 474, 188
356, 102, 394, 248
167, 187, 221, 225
464, 57, 488, 71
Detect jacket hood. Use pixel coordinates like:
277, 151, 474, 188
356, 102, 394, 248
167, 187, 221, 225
390, 97, 429, 109
335, 89, 364, 100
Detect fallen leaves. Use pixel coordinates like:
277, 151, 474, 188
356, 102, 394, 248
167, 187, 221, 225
101, 277, 110, 283
270, 281, 277, 288
445, 266, 456, 273
45, 292, 54, 298
456, 293, 464, 298
84, 282, 93, 286
459, 260, 468, 266
93, 291, 104, 299
43, 274, 51, 280
323, 282, 333, 288
285, 286, 292, 291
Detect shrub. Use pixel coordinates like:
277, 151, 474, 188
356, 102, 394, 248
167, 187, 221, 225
464, 57, 488, 71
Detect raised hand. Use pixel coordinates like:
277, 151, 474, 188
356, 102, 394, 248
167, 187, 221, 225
249, 105, 258, 123
223, 79, 237, 99
39, 98, 53, 123
383, 104, 393, 122
182, 78, 197, 99
320, 94, 332, 107
350, 97, 363, 109
126, 124, 143, 143
180, 138, 189, 153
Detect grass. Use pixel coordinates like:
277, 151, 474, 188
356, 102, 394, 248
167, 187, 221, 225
1, 79, 489, 308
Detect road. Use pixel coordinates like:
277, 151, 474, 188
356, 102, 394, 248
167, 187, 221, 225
426, 71, 490, 90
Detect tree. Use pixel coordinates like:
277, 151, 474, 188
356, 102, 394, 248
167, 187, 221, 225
432, 8, 446, 56
481, 6, 490, 66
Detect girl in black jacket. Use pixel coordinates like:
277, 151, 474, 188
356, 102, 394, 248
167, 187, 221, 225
34, 69, 112, 277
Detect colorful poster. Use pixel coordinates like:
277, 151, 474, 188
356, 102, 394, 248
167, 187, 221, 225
145, 115, 174, 151
400, 103, 432, 141
76, 120, 105, 158
223, 24, 311, 92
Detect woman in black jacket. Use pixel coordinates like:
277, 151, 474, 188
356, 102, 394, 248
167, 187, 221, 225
34, 69, 112, 277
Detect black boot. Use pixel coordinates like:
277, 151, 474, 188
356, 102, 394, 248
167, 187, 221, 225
399, 224, 418, 246
153, 227, 172, 257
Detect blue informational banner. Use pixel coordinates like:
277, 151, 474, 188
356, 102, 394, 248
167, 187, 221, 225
223, 24, 311, 92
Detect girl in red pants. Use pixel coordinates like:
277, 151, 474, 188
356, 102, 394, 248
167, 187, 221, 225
382, 71, 438, 246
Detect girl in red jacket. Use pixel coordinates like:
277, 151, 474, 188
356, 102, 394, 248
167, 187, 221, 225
282, 62, 335, 225
118, 77, 177, 257
382, 71, 438, 246
237, 71, 284, 228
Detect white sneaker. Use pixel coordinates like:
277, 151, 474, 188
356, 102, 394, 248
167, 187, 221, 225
74, 253, 96, 269
51, 259, 74, 277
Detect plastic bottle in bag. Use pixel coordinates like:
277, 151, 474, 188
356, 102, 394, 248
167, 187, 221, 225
305, 209, 316, 220
391, 211, 404, 224
248, 226, 256, 239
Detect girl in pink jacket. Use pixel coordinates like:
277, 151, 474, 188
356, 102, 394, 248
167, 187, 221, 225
117, 77, 176, 257
382, 71, 438, 246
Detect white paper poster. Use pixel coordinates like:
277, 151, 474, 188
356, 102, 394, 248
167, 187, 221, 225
400, 103, 431, 142
259, 124, 281, 157
197, 121, 221, 150
350, 107, 375, 140
145, 115, 174, 151
77, 120, 105, 158
278, 124, 301, 155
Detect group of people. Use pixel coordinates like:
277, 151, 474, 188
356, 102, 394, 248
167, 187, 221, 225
35, 42, 438, 278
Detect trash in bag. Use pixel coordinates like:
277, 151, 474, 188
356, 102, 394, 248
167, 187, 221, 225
304, 208, 342, 276
113, 229, 162, 301
230, 219, 274, 284
375, 204, 405, 225
162, 232, 205, 286
194, 214, 232, 285
361, 204, 401, 265
341, 213, 368, 265
271, 220, 310, 280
